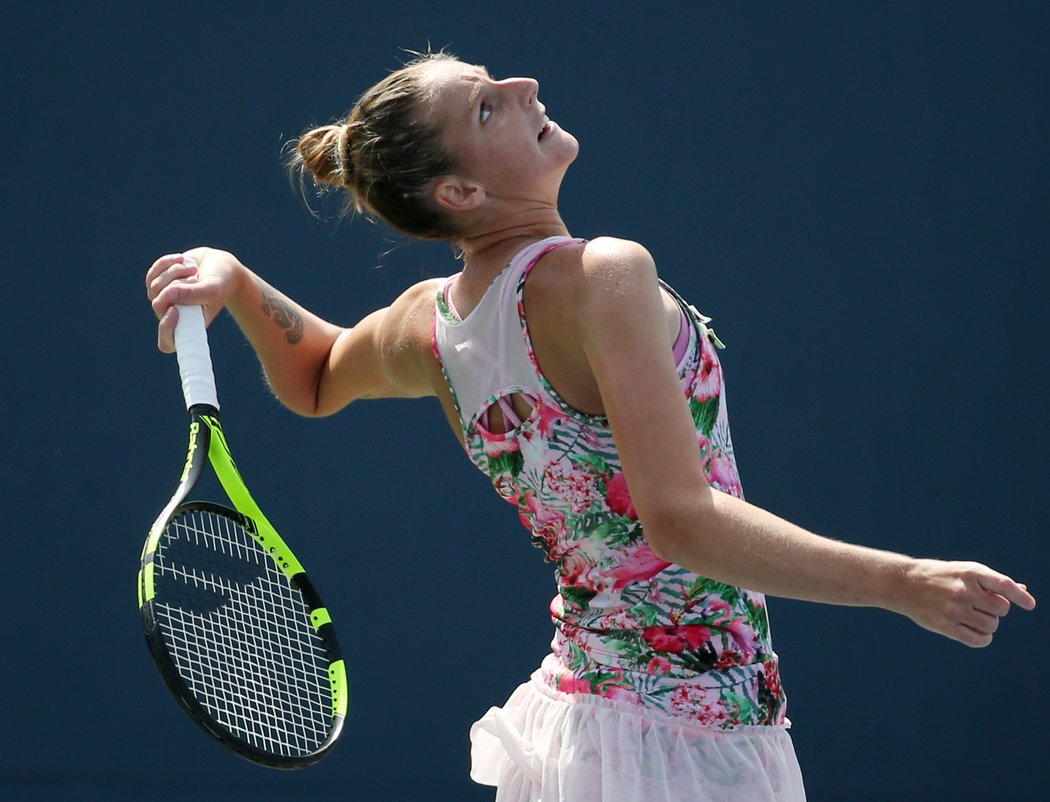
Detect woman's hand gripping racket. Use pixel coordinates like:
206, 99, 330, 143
138, 302, 347, 769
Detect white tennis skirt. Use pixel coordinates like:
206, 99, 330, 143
470, 671, 806, 802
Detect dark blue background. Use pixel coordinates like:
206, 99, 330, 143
3, 2, 1047, 800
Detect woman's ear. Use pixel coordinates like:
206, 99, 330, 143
433, 176, 486, 213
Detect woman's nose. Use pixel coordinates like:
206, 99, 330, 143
502, 76, 539, 103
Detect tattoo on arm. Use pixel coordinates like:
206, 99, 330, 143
260, 291, 304, 345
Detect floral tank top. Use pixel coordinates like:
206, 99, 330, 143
432, 237, 787, 730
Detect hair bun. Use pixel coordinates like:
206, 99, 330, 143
295, 123, 352, 188
335, 125, 353, 181
285, 51, 460, 238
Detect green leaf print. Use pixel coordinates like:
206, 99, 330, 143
638, 603, 664, 627
595, 518, 643, 547
745, 597, 770, 640
688, 576, 742, 608
608, 636, 647, 665
569, 452, 613, 477
488, 449, 524, 477
575, 511, 639, 544
619, 584, 651, 608
561, 585, 597, 608
723, 691, 756, 723
586, 668, 625, 692
757, 675, 778, 722
566, 514, 644, 548
690, 395, 720, 437
680, 645, 719, 673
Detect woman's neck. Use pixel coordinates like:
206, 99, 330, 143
454, 206, 571, 281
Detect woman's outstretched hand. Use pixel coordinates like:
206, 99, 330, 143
145, 248, 244, 352
900, 559, 1036, 647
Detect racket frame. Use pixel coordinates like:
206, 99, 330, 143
138, 305, 347, 769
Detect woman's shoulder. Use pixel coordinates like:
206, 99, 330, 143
366, 276, 445, 367
397, 275, 447, 305
354, 276, 447, 399
524, 237, 667, 364
385, 276, 445, 339
530, 237, 659, 310
533, 236, 657, 292
581, 235, 654, 264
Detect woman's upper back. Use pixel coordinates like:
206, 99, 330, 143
388, 236, 683, 436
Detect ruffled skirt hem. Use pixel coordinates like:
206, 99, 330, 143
470, 671, 806, 802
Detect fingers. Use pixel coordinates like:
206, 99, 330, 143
146, 254, 196, 299
955, 623, 994, 649
974, 589, 1012, 619
962, 607, 1000, 637
976, 569, 1036, 611
146, 253, 202, 353
954, 566, 1035, 647
910, 560, 1035, 649
145, 253, 185, 283
147, 255, 199, 314
157, 306, 178, 354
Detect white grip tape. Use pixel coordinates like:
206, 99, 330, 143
174, 304, 219, 410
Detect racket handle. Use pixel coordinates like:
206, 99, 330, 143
174, 304, 220, 410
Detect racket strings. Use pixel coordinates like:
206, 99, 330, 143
152, 509, 332, 756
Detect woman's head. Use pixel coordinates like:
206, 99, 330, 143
290, 51, 577, 241
290, 51, 462, 239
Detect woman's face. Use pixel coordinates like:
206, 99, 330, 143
424, 60, 579, 205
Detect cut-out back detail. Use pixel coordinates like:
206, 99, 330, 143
441, 284, 538, 434
476, 389, 539, 436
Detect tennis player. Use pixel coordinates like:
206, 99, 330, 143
145, 52, 1035, 801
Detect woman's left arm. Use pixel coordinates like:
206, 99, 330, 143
569, 237, 1035, 647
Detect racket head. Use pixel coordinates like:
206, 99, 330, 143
140, 499, 346, 769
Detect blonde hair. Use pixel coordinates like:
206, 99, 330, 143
288, 51, 461, 239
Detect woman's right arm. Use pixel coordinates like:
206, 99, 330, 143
146, 248, 435, 416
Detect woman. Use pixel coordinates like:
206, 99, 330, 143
145, 52, 1035, 801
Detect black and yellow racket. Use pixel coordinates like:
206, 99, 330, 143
138, 304, 346, 769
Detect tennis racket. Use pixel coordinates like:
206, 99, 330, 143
137, 304, 347, 769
